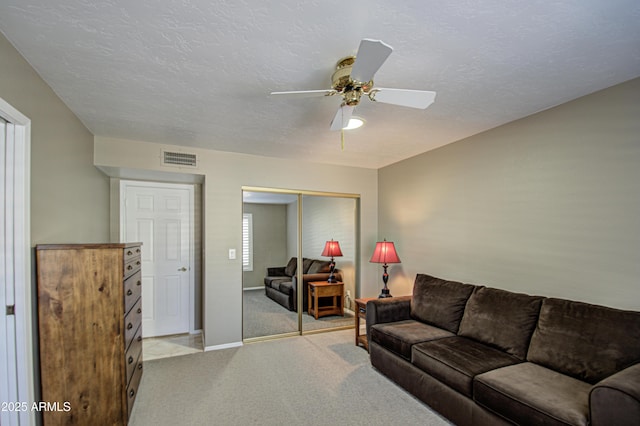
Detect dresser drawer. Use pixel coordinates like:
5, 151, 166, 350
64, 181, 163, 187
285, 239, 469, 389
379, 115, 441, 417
125, 325, 143, 386
124, 245, 141, 263
126, 357, 143, 418
124, 257, 141, 279
125, 298, 142, 347
124, 270, 142, 315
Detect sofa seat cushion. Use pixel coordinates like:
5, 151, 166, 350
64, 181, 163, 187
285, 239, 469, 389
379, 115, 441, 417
264, 276, 290, 288
474, 362, 591, 426
458, 286, 543, 360
278, 281, 293, 294
527, 298, 640, 384
410, 274, 476, 333
412, 336, 521, 398
370, 320, 454, 360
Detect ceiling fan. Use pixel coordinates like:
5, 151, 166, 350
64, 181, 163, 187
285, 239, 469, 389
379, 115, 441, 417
270, 39, 437, 131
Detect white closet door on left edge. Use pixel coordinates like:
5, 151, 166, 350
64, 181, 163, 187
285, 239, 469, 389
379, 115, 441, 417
123, 181, 193, 337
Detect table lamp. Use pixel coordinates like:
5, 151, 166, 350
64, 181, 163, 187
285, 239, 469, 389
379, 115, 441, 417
321, 239, 343, 283
369, 239, 401, 298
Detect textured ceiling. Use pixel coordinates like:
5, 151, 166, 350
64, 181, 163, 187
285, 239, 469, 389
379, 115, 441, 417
1, 1, 639, 169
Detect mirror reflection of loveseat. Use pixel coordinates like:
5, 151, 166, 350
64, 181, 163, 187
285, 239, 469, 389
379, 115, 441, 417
264, 257, 342, 313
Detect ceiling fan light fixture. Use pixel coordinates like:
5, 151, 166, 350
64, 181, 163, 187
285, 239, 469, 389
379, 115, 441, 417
343, 117, 365, 130
270, 39, 436, 136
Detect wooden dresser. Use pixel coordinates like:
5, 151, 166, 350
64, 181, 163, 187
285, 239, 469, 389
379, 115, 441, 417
36, 243, 143, 425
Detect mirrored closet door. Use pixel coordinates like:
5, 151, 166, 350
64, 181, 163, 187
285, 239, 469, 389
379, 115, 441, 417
301, 194, 357, 334
242, 190, 299, 340
242, 188, 359, 341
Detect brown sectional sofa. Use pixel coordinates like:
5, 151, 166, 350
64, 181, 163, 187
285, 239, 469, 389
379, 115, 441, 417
264, 257, 341, 312
367, 274, 640, 426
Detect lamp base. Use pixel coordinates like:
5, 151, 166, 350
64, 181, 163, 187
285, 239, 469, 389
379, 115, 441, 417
327, 259, 338, 283
378, 288, 392, 298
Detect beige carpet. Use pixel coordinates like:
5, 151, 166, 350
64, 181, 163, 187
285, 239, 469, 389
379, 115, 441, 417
243, 288, 354, 338
130, 330, 450, 426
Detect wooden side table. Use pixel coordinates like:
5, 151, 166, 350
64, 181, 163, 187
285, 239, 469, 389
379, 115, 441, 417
355, 297, 376, 351
308, 281, 344, 319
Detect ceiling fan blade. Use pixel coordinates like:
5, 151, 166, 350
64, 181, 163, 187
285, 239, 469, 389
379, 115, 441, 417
330, 105, 355, 131
270, 89, 337, 98
370, 88, 437, 109
350, 39, 393, 83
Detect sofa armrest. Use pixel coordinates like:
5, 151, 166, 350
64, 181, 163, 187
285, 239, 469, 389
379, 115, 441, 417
267, 266, 287, 276
302, 272, 342, 283
365, 296, 412, 337
590, 363, 640, 426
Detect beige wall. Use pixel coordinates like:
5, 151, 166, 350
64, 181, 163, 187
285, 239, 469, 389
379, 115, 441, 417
378, 78, 640, 310
0, 33, 109, 244
242, 203, 288, 289
94, 137, 379, 348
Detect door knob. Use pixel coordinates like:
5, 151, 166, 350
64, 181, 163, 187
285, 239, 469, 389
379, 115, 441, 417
178, 267, 187, 272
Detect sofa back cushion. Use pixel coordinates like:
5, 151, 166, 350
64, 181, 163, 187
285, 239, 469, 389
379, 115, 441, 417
307, 260, 331, 274
527, 298, 640, 384
458, 287, 543, 360
410, 274, 475, 333
284, 257, 297, 277
302, 258, 315, 273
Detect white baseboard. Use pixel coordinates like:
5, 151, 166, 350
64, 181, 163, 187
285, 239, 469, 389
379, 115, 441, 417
205, 341, 243, 351
243, 286, 263, 291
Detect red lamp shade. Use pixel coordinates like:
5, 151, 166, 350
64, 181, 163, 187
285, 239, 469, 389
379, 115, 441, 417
369, 239, 401, 264
321, 239, 343, 258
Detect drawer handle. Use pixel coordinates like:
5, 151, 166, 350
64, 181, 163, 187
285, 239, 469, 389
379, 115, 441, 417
137, 280, 141, 286
136, 261, 141, 266
127, 250, 133, 256
136, 248, 141, 254
128, 356, 134, 364
129, 389, 135, 398
137, 335, 142, 342
127, 289, 133, 296
127, 265, 133, 271
138, 363, 143, 370
127, 323, 133, 330
137, 308, 142, 314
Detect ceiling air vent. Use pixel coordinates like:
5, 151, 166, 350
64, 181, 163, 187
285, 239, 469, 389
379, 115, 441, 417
162, 150, 197, 168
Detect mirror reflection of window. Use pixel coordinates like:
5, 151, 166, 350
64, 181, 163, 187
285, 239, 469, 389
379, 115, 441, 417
242, 213, 253, 272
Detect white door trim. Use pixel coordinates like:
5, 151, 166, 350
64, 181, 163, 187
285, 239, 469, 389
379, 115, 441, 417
0, 97, 34, 426
119, 180, 197, 334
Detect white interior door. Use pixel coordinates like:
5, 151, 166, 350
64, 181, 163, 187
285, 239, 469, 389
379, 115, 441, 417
0, 116, 18, 426
122, 181, 193, 337
1, 98, 33, 426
